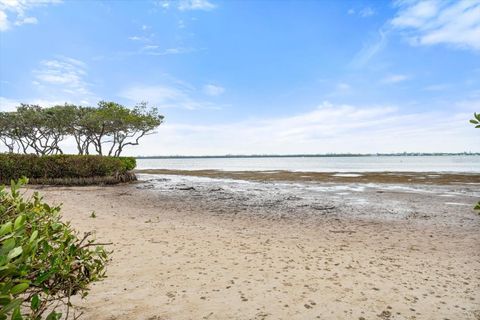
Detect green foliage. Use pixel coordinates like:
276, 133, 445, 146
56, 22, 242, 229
470, 112, 480, 128
0, 178, 108, 319
0, 154, 136, 184
118, 157, 136, 171
0, 102, 163, 157
0, 105, 73, 156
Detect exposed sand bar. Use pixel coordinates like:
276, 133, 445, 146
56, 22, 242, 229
136, 169, 480, 185
29, 173, 480, 320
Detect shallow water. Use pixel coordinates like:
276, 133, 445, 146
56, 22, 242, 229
136, 155, 480, 172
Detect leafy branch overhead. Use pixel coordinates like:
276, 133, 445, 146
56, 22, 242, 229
0, 102, 164, 157
470, 112, 480, 128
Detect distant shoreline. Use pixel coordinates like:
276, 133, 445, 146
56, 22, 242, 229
136, 153, 480, 159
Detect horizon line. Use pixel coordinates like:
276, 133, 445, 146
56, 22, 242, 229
135, 152, 480, 159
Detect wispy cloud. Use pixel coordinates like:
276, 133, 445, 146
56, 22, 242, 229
382, 74, 409, 84
120, 84, 222, 110
0, 96, 74, 111
131, 101, 478, 155
0, 0, 61, 32
126, 23, 196, 56
423, 83, 450, 91
359, 7, 375, 17
391, 0, 480, 51
14, 15, 36, 25
155, 0, 216, 11
139, 45, 196, 56
336, 82, 351, 91
178, 0, 216, 11
351, 0, 480, 68
203, 84, 225, 96
32, 56, 94, 104
325, 82, 353, 98
128, 24, 154, 43
128, 35, 151, 42
348, 7, 376, 18
350, 28, 389, 68
0, 10, 7, 30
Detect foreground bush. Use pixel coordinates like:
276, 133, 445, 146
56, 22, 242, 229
0, 154, 136, 185
0, 178, 108, 319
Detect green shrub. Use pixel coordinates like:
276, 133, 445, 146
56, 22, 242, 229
0, 178, 109, 319
0, 154, 136, 184
118, 157, 136, 171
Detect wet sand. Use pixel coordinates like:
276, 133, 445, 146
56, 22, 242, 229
30, 173, 480, 319
135, 169, 480, 185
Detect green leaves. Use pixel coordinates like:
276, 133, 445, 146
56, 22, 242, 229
30, 295, 39, 311
470, 112, 480, 128
0, 299, 22, 315
13, 216, 25, 231
10, 283, 28, 295
0, 154, 136, 185
0, 223, 12, 237
7, 247, 22, 261
0, 179, 108, 319
1, 102, 163, 157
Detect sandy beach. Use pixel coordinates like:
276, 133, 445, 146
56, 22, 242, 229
29, 172, 480, 320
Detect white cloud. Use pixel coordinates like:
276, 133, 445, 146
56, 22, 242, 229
0, 96, 19, 111
32, 56, 94, 104
0, 10, 8, 30
154, 0, 170, 9
0, 96, 73, 112
348, 7, 375, 18
127, 101, 479, 156
142, 45, 160, 50
382, 74, 409, 84
423, 83, 450, 91
453, 97, 480, 112
203, 84, 225, 96
326, 82, 352, 98
391, 0, 480, 51
120, 84, 221, 110
178, 0, 216, 11
350, 28, 389, 68
162, 47, 194, 55
359, 7, 375, 17
124, 45, 196, 56
14, 15, 36, 25
128, 35, 150, 42
336, 82, 351, 91
0, 0, 61, 32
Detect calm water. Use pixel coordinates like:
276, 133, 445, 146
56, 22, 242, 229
136, 156, 480, 173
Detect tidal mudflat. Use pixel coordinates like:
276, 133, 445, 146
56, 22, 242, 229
31, 172, 480, 319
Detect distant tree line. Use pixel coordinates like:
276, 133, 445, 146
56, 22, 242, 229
0, 101, 164, 157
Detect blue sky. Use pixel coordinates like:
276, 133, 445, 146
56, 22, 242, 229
0, 0, 479, 155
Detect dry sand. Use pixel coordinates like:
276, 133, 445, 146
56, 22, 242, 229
29, 173, 480, 320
